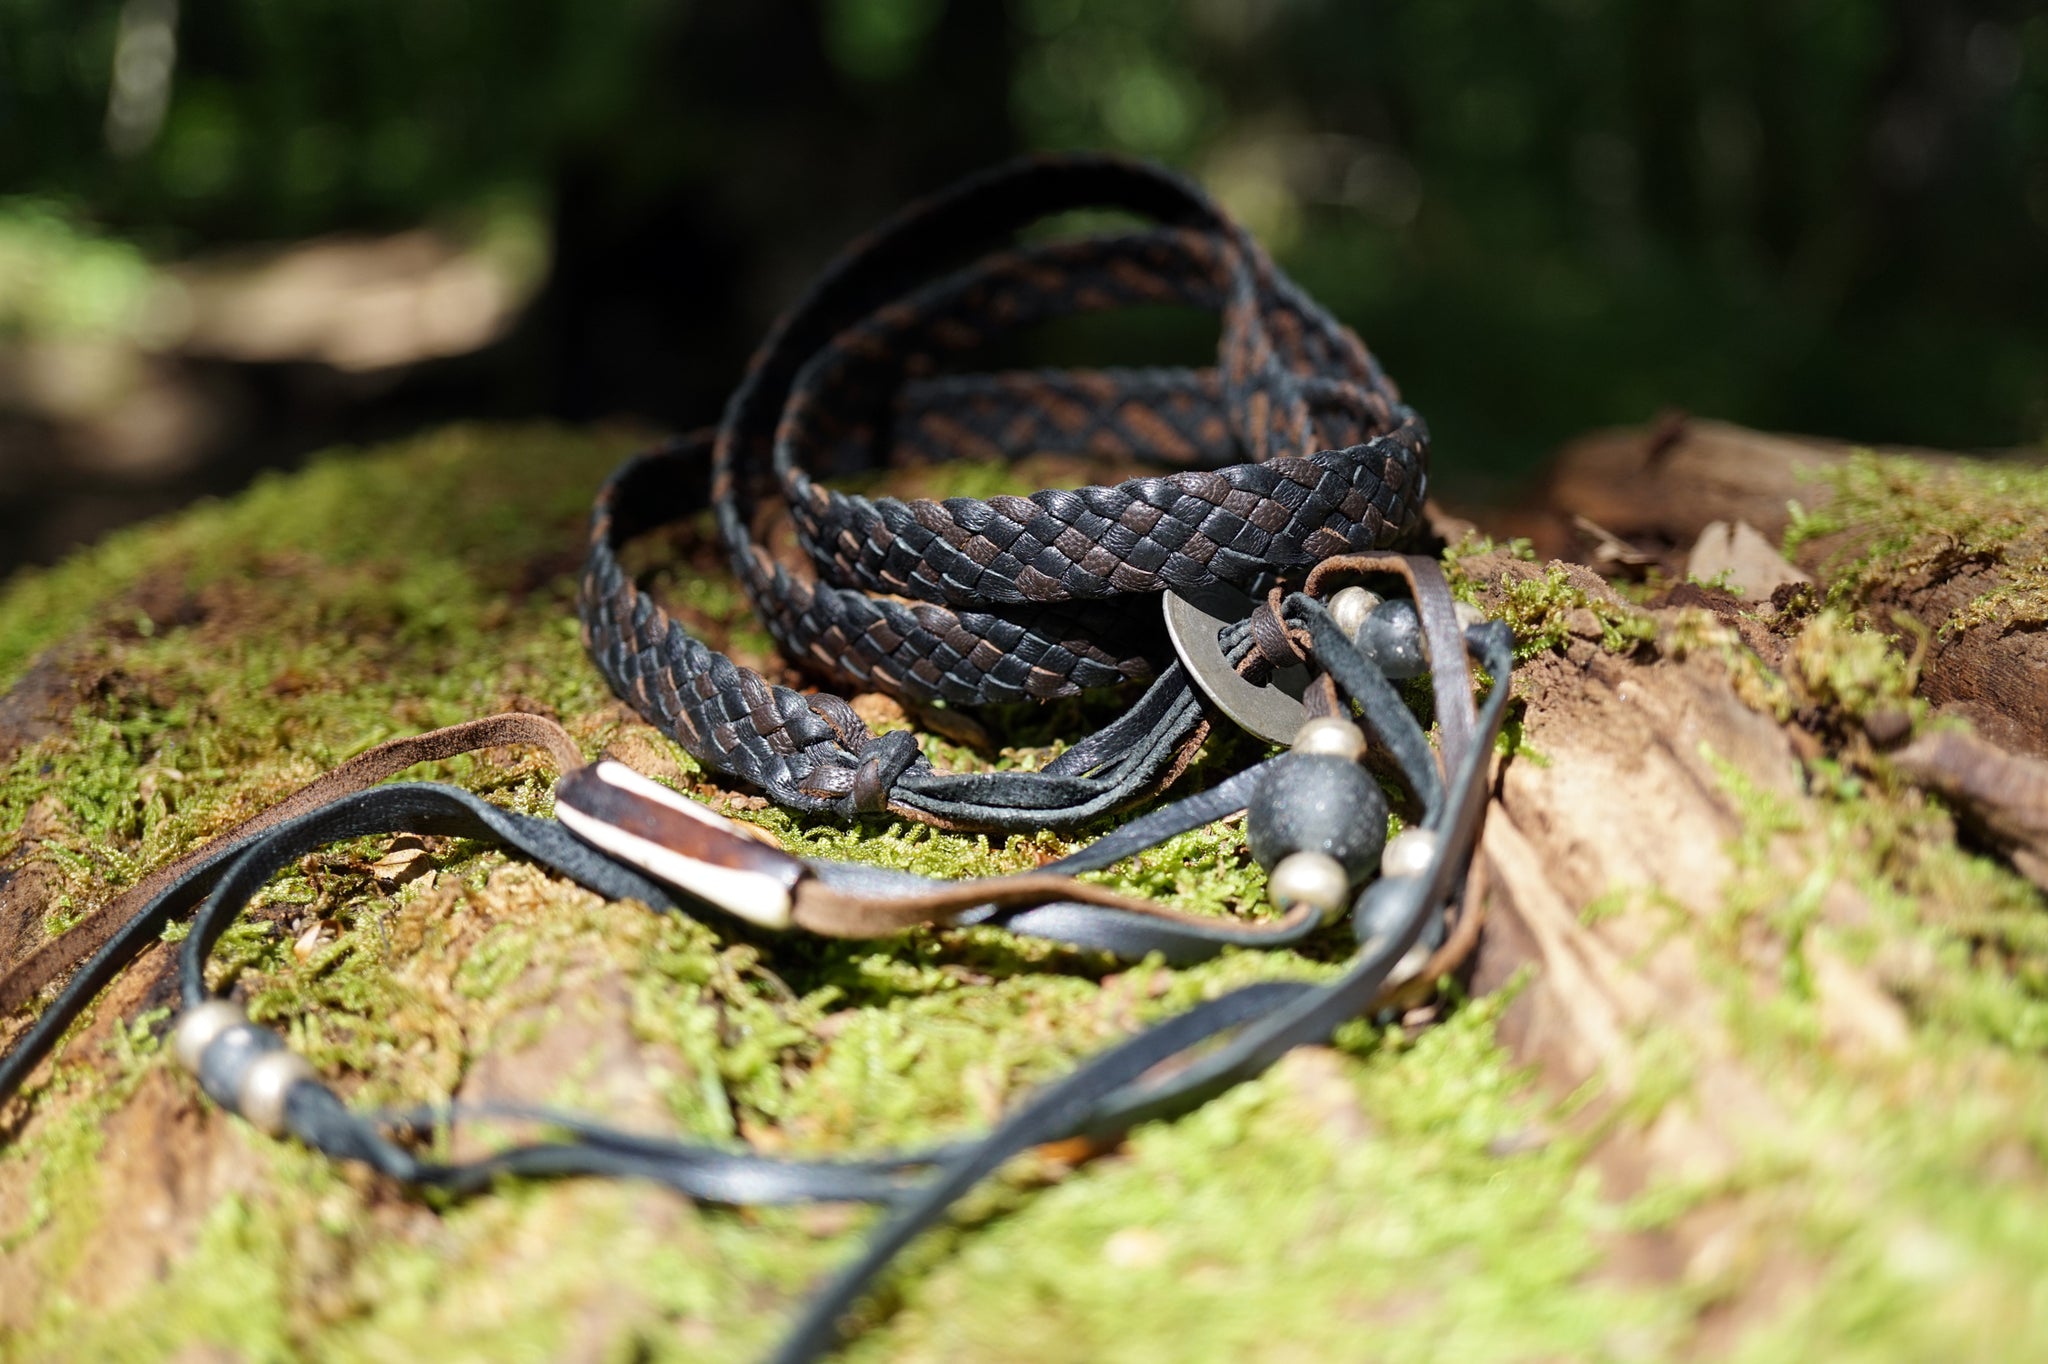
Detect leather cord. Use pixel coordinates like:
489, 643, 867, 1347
0, 588, 1509, 1364
0, 714, 589, 1087
0, 155, 1497, 1364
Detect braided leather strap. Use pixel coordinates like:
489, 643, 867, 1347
581, 442, 1217, 829
580, 153, 1427, 829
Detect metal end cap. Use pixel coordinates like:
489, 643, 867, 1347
173, 999, 249, 1076
237, 1049, 317, 1137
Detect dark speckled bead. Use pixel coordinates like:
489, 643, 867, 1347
1358, 599, 1427, 680
1246, 753, 1388, 879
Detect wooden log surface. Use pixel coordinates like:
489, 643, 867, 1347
5, 421, 2048, 1358
1525, 414, 2048, 757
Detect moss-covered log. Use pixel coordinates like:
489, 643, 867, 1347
4, 424, 2048, 1362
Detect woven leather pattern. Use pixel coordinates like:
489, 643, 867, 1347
583, 452, 939, 815
580, 153, 1427, 828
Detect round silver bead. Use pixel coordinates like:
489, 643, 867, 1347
1267, 850, 1352, 922
1454, 601, 1488, 631
173, 999, 249, 1076
1387, 941, 1435, 989
1328, 586, 1384, 640
237, 1049, 317, 1137
1290, 715, 1367, 763
1381, 827, 1440, 880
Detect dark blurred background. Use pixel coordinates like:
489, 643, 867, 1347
3, 0, 2044, 577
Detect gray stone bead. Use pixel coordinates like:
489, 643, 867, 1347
1359, 599, 1427, 680
1352, 877, 1446, 956
1353, 876, 1416, 944
1246, 752, 1389, 880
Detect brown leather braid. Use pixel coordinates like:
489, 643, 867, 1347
580, 153, 1427, 831
770, 230, 1419, 612
887, 369, 1241, 472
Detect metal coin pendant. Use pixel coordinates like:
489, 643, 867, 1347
1162, 586, 1308, 745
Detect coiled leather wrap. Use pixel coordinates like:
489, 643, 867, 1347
579, 153, 1427, 829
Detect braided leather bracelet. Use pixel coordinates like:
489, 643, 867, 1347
0, 155, 1505, 1364
580, 153, 1429, 829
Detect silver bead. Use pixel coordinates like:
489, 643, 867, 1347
1454, 601, 1487, 630
1381, 827, 1440, 880
237, 1049, 316, 1137
1290, 715, 1367, 762
1387, 941, 1435, 989
173, 999, 248, 1076
1267, 850, 1352, 922
1327, 586, 1384, 640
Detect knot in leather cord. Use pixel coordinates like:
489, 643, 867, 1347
1244, 589, 1311, 682
850, 731, 921, 814
786, 728, 925, 816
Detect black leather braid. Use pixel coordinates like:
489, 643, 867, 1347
580, 447, 930, 815
887, 368, 1241, 470
579, 152, 1428, 830
580, 442, 1223, 828
773, 229, 1422, 608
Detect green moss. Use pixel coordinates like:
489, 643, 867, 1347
1661, 734, 2048, 1364
845, 997, 1689, 1364
0, 1005, 170, 1303
1441, 536, 1658, 658
1440, 531, 1539, 571
1787, 452, 2048, 634
1785, 610, 1922, 726
19, 1190, 300, 1364
1662, 604, 1925, 738
9, 424, 2048, 1361
1661, 608, 1795, 721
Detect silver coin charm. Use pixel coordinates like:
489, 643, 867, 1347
1161, 586, 1309, 745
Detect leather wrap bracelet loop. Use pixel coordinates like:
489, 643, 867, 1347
0, 154, 1510, 1364
579, 152, 1428, 831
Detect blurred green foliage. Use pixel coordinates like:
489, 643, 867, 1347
3, 0, 2044, 489
0, 199, 157, 341
2, 0, 676, 240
